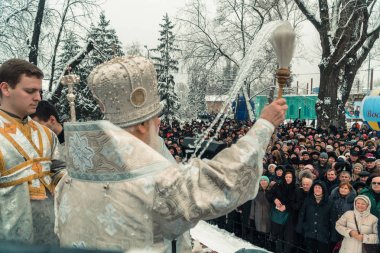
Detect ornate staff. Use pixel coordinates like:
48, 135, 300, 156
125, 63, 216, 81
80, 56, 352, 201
269, 21, 296, 98
61, 74, 80, 122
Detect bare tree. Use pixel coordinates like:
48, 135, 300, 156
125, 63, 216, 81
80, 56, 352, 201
125, 41, 144, 56
294, 0, 380, 127
48, 0, 100, 91
0, 0, 36, 61
177, 0, 303, 112
28, 0, 46, 65
0, 0, 100, 77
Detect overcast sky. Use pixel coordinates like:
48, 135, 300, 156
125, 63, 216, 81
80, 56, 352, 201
102, 0, 189, 49
101, 0, 377, 91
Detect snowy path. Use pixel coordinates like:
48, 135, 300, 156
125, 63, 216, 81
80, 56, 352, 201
190, 221, 271, 253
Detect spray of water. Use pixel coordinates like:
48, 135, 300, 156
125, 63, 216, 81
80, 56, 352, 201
189, 21, 286, 160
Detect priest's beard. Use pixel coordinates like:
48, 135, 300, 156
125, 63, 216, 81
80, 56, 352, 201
147, 118, 161, 153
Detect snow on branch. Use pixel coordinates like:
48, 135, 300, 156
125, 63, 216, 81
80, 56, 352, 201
46, 38, 95, 99
332, 11, 366, 66
294, 0, 322, 30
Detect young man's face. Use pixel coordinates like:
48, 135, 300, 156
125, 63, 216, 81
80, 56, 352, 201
1, 74, 42, 118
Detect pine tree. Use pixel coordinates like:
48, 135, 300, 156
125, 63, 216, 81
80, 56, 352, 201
51, 31, 80, 122
151, 13, 180, 122
86, 12, 124, 67
55, 32, 81, 74
52, 12, 124, 122
51, 31, 102, 122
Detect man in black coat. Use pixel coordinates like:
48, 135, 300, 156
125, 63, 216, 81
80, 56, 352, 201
323, 168, 339, 195
296, 181, 337, 253
315, 152, 330, 180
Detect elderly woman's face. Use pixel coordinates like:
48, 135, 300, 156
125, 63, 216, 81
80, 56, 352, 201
355, 199, 368, 212
353, 166, 362, 175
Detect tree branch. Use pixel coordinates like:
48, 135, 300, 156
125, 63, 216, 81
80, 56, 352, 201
47, 39, 95, 103
294, 0, 322, 30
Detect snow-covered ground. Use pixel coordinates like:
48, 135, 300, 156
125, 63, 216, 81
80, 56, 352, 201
190, 221, 271, 253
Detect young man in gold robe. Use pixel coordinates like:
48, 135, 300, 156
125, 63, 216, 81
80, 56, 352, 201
0, 59, 65, 245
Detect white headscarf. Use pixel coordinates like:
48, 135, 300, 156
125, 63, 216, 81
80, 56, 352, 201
354, 195, 372, 218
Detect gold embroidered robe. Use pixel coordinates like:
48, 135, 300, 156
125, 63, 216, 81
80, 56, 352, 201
0, 111, 64, 245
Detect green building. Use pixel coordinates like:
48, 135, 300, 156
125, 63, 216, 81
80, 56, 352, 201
253, 95, 318, 120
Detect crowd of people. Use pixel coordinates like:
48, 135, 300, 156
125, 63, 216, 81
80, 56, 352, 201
1, 56, 378, 253
0, 57, 287, 253
161, 118, 380, 253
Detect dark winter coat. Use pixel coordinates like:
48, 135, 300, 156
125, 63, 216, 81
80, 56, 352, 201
266, 170, 299, 247
368, 166, 380, 177
315, 162, 330, 180
240, 200, 252, 226
266, 170, 298, 211
329, 187, 356, 218
266, 170, 299, 231
250, 187, 271, 233
294, 187, 309, 213
296, 181, 337, 244
329, 187, 356, 242
322, 177, 339, 195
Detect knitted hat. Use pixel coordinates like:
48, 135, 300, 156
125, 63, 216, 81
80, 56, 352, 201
353, 163, 363, 171
260, 176, 270, 183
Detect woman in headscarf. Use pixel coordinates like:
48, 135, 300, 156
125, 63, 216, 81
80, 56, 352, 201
359, 175, 380, 250
296, 181, 336, 253
335, 195, 378, 253
250, 176, 272, 247
267, 169, 299, 253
